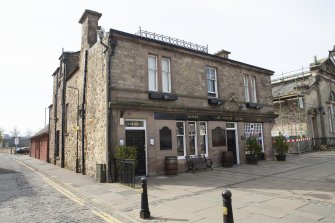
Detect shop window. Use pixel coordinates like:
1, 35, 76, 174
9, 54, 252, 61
244, 123, 263, 150
199, 122, 208, 156
188, 122, 197, 155
212, 127, 226, 147
176, 122, 185, 157
160, 127, 172, 150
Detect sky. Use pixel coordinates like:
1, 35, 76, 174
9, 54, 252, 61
0, 0, 334, 135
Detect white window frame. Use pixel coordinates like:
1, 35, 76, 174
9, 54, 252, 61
162, 58, 171, 93
244, 76, 250, 102
199, 121, 208, 157
250, 76, 257, 103
148, 55, 158, 91
244, 123, 264, 151
176, 121, 186, 159
206, 66, 218, 98
188, 121, 197, 156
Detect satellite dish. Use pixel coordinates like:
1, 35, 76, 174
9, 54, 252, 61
97, 26, 105, 41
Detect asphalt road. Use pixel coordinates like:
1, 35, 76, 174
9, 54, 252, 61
0, 154, 107, 223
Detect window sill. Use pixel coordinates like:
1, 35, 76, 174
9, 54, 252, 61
246, 102, 263, 109
148, 92, 178, 101
208, 98, 225, 105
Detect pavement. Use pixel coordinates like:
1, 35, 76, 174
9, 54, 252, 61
9, 151, 335, 223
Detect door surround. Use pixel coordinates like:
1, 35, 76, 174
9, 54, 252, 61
226, 122, 240, 164
125, 119, 147, 176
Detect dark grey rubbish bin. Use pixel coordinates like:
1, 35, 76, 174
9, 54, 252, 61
96, 164, 106, 183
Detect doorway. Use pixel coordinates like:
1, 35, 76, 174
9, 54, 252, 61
126, 130, 146, 176
227, 130, 237, 164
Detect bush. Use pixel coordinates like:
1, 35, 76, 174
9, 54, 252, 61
274, 133, 289, 155
245, 136, 262, 156
114, 145, 137, 160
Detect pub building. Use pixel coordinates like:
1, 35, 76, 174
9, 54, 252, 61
49, 9, 277, 180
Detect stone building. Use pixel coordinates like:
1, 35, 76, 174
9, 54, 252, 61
272, 56, 335, 153
49, 9, 277, 180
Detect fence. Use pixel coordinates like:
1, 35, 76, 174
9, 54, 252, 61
0, 147, 15, 154
114, 158, 135, 188
312, 138, 335, 149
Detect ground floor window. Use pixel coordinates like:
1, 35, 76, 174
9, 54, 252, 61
244, 123, 264, 150
177, 121, 208, 158
176, 121, 186, 157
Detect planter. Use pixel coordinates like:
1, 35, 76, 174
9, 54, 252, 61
165, 156, 178, 175
276, 154, 286, 161
222, 151, 233, 168
246, 154, 258, 164
258, 152, 265, 160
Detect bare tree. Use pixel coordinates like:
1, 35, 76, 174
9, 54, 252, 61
25, 129, 34, 138
11, 127, 20, 138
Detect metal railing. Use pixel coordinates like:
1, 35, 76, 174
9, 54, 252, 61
114, 158, 135, 188
136, 27, 208, 53
312, 138, 335, 149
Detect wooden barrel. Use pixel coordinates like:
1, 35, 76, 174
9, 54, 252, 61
165, 156, 178, 175
222, 151, 233, 167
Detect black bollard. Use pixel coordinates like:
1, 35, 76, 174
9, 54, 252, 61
140, 177, 150, 219
222, 190, 234, 223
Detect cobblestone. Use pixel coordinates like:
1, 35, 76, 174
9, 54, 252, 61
0, 155, 105, 223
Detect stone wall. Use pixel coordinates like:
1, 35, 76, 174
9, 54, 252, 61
110, 35, 274, 113
82, 43, 107, 177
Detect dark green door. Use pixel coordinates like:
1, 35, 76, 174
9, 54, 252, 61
227, 130, 237, 164
126, 130, 146, 175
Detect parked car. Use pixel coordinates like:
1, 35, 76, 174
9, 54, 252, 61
16, 147, 30, 154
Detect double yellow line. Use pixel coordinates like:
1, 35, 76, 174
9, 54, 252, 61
14, 158, 121, 223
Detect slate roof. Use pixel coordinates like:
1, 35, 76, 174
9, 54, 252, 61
272, 72, 316, 99
30, 125, 49, 139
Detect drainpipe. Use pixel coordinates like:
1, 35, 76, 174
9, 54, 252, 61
106, 36, 117, 182
47, 106, 51, 163
81, 50, 88, 175
54, 73, 58, 165
61, 56, 66, 168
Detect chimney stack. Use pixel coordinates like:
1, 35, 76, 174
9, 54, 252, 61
214, 49, 231, 59
79, 9, 102, 50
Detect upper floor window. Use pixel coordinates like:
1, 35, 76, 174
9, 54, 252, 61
206, 67, 217, 98
243, 76, 250, 102
251, 77, 257, 103
148, 55, 158, 91
162, 58, 171, 93
244, 76, 257, 103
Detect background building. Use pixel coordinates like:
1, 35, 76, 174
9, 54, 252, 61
272, 57, 335, 153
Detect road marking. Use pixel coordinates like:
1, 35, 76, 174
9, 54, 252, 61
92, 210, 121, 223
14, 159, 84, 206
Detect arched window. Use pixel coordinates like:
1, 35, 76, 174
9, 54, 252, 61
160, 127, 172, 150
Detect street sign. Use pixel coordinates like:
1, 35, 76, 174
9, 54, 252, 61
14, 137, 19, 145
